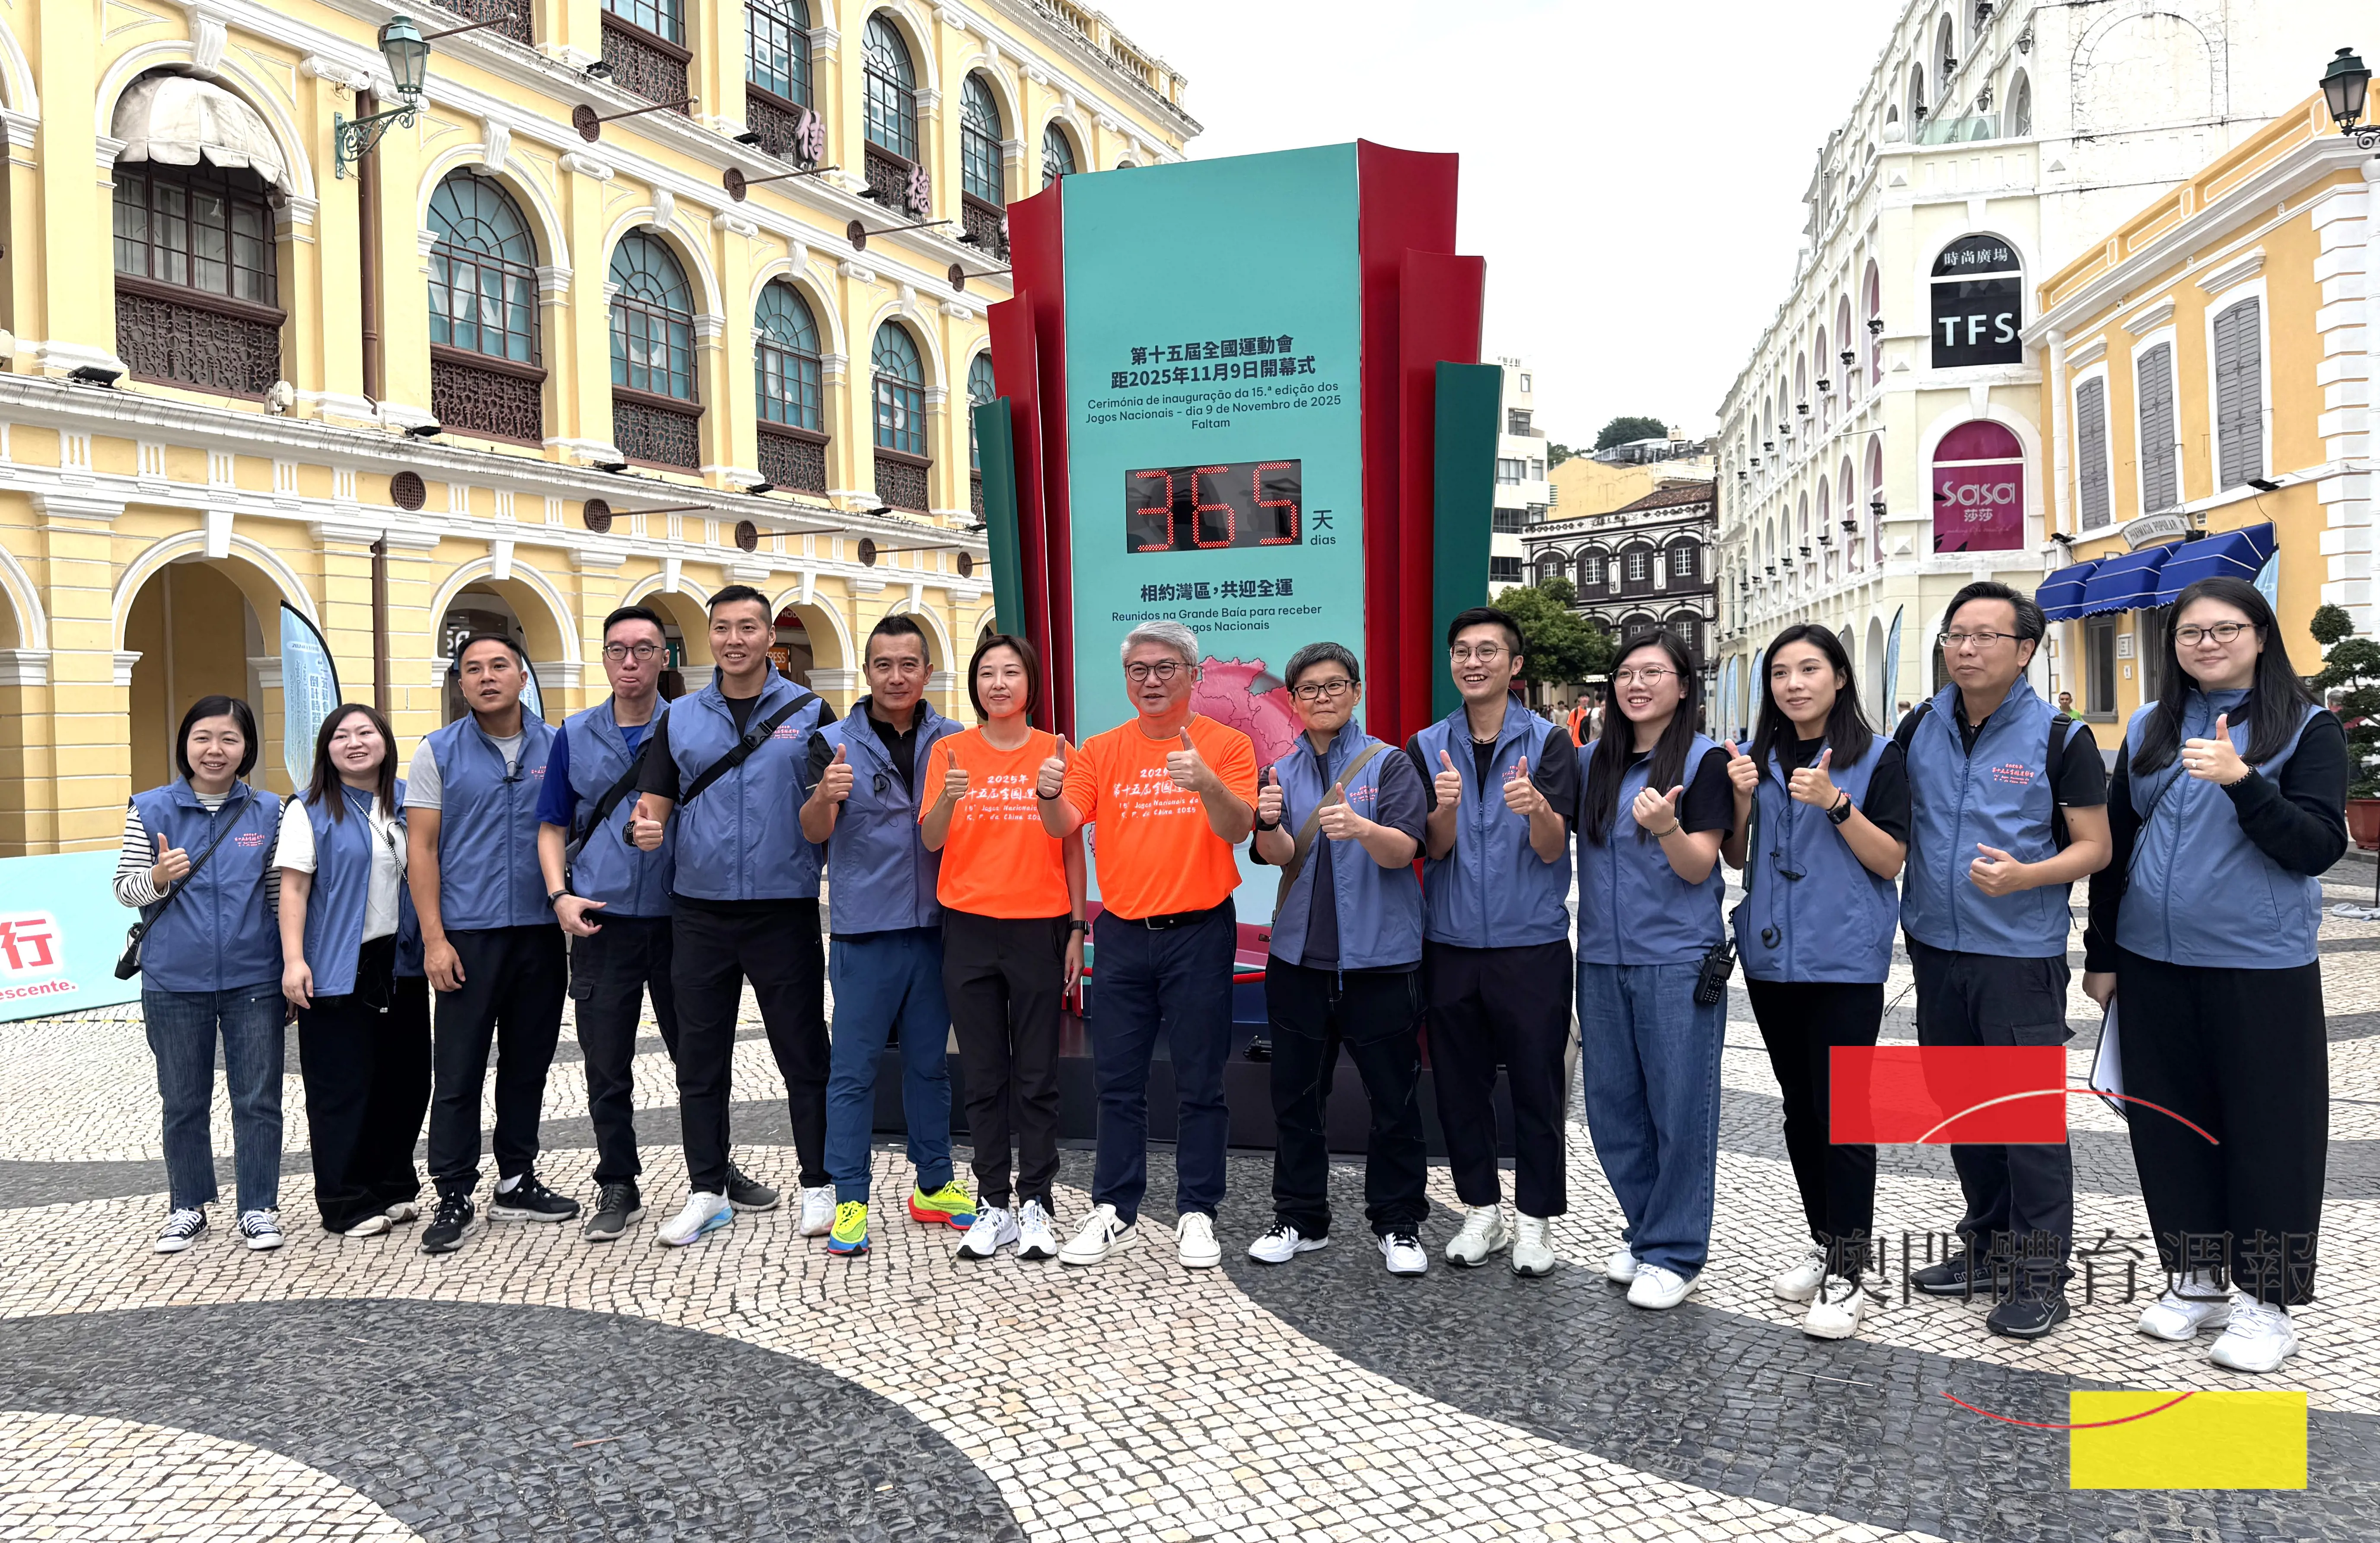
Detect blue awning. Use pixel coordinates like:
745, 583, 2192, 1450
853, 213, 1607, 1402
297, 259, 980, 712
2036, 559, 2100, 622
2153, 523, 2277, 603
2077, 544, 2176, 615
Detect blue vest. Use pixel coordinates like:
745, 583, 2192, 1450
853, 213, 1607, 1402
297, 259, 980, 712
815, 698, 962, 935
1412, 698, 1574, 949
1900, 678, 2074, 958
561, 698, 674, 917
2117, 690, 2326, 969
1575, 733, 1727, 966
424, 713, 555, 931
664, 673, 829, 902
298, 781, 416, 996
128, 780, 282, 992
1732, 736, 1899, 983
1266, 723, 1424, 972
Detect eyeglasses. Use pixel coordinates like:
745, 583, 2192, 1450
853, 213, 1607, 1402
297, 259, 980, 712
602, 642, 665, 662
1449, 644, 1507, 663
1291, 678, 1355, 702
2175, 621, 2255, 647
1938, 631, 2017, 652
1125, 660, 1187, 683
1613, 667, 1675, 686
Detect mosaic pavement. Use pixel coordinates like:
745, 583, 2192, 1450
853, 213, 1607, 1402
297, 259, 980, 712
6, 861, 2380, 1541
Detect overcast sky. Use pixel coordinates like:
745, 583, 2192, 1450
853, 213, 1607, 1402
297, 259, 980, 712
1085, 0, 1908, 448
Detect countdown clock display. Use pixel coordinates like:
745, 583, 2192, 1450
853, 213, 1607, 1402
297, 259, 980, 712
1125, 459, 1301, 552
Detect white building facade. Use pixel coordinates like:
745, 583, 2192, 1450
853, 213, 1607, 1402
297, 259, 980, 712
1491, 356, 1550, 593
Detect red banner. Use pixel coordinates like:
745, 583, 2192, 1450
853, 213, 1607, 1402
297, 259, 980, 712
1829, 1046, 2067, 1143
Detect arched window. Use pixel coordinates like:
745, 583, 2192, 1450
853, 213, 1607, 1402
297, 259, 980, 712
966, 351, 997, 469
1864, 260, 1883, 385
872, 322, 930, 510
863, 16, 919, 160
1042, 122, 1078, 187
747, 0, 812, 105
1579, 549, 1608, 590
1536, 551, 1568, 586
1834, 294, 1855, 397
1929, 234, 2022, 368
1908, 63, 1927, 124
2008, 71, 2033, 137
1866, 436, 1886, 562
1814, 326, 1831, 424
961, 74, 1004, 206
427, 172, 544, 443
609, 233, 700, 467
1667, 541, 1700, 583
1839, 456, 1858, 565
1935, 16, 1956, 93
755, 281, 827, 493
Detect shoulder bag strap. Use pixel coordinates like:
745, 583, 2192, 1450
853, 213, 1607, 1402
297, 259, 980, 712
563, 736, 655, 867
136, 786, 250, 926
1271, 743, 1389, 923
2046, 710, 2075, 848
679, 690, 819, 807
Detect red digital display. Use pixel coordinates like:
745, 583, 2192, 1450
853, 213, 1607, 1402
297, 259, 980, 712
1125, 459, 1301, 553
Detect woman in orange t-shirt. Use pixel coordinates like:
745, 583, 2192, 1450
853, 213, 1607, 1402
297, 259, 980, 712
921, 633, 1086, 1262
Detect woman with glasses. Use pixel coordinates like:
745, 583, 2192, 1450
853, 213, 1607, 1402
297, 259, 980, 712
278, 704, 432, 1237
1574, 632, 1734, 1310
116, 695, 286, 1255
2082, 576, 2344, 1373
1720, 625, 1906, 1339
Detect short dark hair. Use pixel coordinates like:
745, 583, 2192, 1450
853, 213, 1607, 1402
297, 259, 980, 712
1282, 640, 1360, 689
966, 632, 1040, 719
174, 694, 261, 781
867, 612, 929, 660
452, 631, 526, 670
601, 605, 666, 641
1445, 605, 1523, 656
707, 583, 773, 620
1944, 580, 2045, 647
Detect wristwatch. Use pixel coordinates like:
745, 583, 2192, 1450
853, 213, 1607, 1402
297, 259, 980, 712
1069, 918, 1089, 934
1827, 791, 1854, 826
548, 887, 571, 904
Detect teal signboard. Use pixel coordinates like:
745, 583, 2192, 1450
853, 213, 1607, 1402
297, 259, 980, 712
0, 851, 143, 1022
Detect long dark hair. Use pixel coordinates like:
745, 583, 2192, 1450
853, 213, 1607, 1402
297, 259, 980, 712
306, 703, 398, 822
1583, 632, 1703, 845
2131, 576, 2317, 774
173, 695, 260, 781
1750, 623, 1874, 771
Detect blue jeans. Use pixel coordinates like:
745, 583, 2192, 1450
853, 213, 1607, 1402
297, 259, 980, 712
143, 984, 285, 1214
1089, 902, 1236, 1224
825, 928, 953, 1205
1577, 962, 1724, 1277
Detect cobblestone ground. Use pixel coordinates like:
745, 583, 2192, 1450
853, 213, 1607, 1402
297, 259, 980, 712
5, 863, 2380, 1541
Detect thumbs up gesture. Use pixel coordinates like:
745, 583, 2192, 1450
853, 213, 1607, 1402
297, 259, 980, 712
1165, 727, 1213, 794
818, 741, 855, 804
1255, 766, 1285, 828
1630, 781, 1684, 836
1316, 780, 1367, 841
628, 794, 667, 852
149, 832, 191, 891
939, 761, 971, 806
1433, 748, 1465, 810
1788, 746, 1841, 810
2182, 711, 2248, 786
1501, 755, 1550, 817
1722, 739, 1759, 798
1036, 735, 1071, 799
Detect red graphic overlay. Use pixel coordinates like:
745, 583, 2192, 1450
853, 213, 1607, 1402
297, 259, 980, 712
1829, 1046, 2068, 1143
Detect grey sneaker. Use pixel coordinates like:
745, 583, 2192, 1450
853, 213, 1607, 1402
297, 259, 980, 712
726, 1166, 781, 1213
582, 1183, 645, 1242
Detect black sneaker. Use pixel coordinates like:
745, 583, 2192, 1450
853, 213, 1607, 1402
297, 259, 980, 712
726, 1166, 781, 1214
488, 1173, 581, 1223
1909, 1251, 2011, 1298
421, 1194, 475, 1255
1987, 1287, 2071, 1339
582, 1183, 644, 1242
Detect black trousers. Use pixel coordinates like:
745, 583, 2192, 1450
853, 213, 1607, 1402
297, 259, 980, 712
297, 934, 430, 1231
943, 909, 1067, 1210
427, 925, 567, 1197
569, 913, 680, 1186
1744, 978, 1881, 1277
672, 899, 827, 1195
1908, 936, 2074, 1280
2116, 947, 2327, 1305
1266, 959, 1428, 1237
1424, 939, 1573, 1218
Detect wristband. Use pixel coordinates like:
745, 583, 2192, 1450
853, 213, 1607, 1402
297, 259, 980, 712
1069, 918, 1089, 934
1651, 821, 1683, 838
1827, 791, 1854, 826
547, 887, 570, 904
1252, 813, 1282, 832
1036, 787, 1063, 800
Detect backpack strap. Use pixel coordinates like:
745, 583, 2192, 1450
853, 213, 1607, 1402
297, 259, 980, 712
562, 735, 655, 869
2046, 709, 2076, 850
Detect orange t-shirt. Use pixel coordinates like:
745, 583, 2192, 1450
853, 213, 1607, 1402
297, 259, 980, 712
1061, 713, 1257, 919
922, 726, 1072, 919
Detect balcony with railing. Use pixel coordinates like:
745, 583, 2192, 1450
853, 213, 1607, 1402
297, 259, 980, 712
432, 348, 544, 444
874, 449, 930, 513
441, 0, 533, 46
757, 426, 829, 495
745, 86, 823, 166
613, 389, 701, 469
601, 15, 690, 110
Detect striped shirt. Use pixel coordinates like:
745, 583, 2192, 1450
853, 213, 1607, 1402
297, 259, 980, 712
113, 792, 280, 920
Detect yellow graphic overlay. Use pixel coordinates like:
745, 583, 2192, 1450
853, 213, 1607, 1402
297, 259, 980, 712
2069, 1391, 2308, 1490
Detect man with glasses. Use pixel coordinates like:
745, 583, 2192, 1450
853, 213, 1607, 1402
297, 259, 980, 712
1405, 606, 1578, 1276
408, 633, 574, 1255
1039, 619, 1258, 1269
1895, 580, 2109, 1338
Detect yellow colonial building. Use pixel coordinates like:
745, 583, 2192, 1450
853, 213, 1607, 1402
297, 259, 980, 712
0, 0, 1194, 853
2027, 92, 2370, 749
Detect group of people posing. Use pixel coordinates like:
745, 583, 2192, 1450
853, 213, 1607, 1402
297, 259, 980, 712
118, 573, 2336, 1375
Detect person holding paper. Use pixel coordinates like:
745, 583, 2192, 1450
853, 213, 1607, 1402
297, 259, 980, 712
2082, 575, 2345, 1374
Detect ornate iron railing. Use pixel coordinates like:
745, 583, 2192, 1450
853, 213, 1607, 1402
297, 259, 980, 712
970, 471, 985, 520
613, 390, 702, 468
874, 450, 929, 513
446, 0, 533, 46
758, 426, 828, 494
601, 16, 691, 110
115, 278, 281, 397
432, 349, 545, 443
746, 86, 823, 166
960, 194, 1007, 261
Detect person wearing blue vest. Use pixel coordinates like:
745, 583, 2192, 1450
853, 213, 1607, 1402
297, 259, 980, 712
1720, 625, 1908, 1339
1896, 580, 2109, 1339
2083, 576, 2345, 1374
1246, 641, 1432, 1276
277, 703, 432, 1238
407, 633, 574, 1254
1405, 606, 1579, 1277
800, 613, 975, 1257
115, 695, 285, 1255
631, 584, 839, 1248
1574, 633, 1735, 1311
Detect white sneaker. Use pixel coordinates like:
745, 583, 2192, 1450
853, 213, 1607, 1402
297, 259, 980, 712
1628, 1263, 1696, 1309
154, 1208, 207, 1254
1803, 1276, 1866, 1339
1510, 1214, 1556, 1277
237, 1210, 284, 1251
341, 1213, 392, 1238
384, 1200, 420, 1224
1604, 1244, 1641, 1284
656, 1192, 732, 1248
1444, 1204, 1510, 1267
1016, 1199, 1059, 1261
1058, 1203, 1137, 1267
1247, 1222, 1329, 1265
1379, 1232, 1428, 1276
2138, 1287, 2233, 1342
796, 1185, 836, 1237
1772, 1244, 1829, 1303
957, 1205, 1018, 1261
1176, 1211, 1221, 1269
2208, 1295, 2299, 1373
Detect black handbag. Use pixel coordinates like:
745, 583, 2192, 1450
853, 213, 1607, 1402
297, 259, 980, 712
116, 789, 249, 980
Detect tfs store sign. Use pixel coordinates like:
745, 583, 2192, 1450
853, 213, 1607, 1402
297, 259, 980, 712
1930, 235, 2023, 370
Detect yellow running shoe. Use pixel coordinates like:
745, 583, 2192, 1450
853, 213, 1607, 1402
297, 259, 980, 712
908, 1182, 978, 1230
827, 1200, 870, 1256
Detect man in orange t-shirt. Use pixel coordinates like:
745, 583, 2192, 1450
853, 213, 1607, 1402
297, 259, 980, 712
1036, 620, 1256, 1269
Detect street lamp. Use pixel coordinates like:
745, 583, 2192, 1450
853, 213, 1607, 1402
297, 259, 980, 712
2321, 47, 2375, 149
335, 14, 515, 178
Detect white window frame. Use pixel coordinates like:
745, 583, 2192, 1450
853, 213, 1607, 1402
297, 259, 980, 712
2128, 327, 2180, 516
2203, 278, 2272, 495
